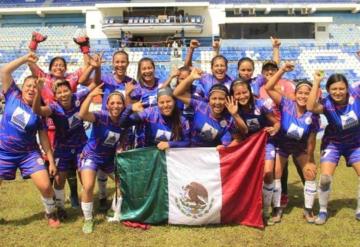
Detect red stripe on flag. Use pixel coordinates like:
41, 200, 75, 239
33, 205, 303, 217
219, 131, 267, 228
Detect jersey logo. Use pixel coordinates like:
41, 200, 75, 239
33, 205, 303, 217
340, 110, 358, 130
155, 129, 172, 142
200, 123, 218, 141
286, 123, 304, 140
104, 131, 120, 146
149, 95, 157, 106
246, 118, 260, 132
68, 113, 81, 129
10, 106, 31, 131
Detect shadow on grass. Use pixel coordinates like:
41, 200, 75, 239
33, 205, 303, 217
327, 198, 357, 217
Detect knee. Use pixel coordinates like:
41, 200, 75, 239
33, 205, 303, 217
319, 174, 332, 191
263, 172, 273, 184
303, 165, 317, 181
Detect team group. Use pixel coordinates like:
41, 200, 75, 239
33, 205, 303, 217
0, 33, 359, 233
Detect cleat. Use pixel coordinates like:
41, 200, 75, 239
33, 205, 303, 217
303, 209, 315, 224
280, 193, 289, 208
70, 195, 80, 209
57, 208, 68, 220
99, 198, 109, 212
82, 219, 94, 234
272, 207, 282, 223
106, 210, 121, 223
315, 212, 328, 225
355, 212, 360, 221
46, 212, 60, 228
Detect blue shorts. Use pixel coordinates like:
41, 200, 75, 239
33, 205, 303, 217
0, 148, 46, 180
265, 140, 276, 161
55, 152, 81, 172
78, 157, 114, 174
320, 141, 360, 167
276, 139, 307, 158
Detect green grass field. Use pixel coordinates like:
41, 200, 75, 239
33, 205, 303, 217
0, 148, 360, 247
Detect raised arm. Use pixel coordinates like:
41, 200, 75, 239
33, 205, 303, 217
28, 32, 47, 76
39, 129, 57, 177
78, 52, 103, 86
212, 40, 220, 57
184, 39, 199, 67
32, 78, 52, 117
271, 37, 281, 65
225, 96, 248, 136
78, 83, 103, 122
1, 52, 38, 93
306, 71, 324, 114
265, 62, 294, 106
173, 68, 202, 105
160, 68, 180, 89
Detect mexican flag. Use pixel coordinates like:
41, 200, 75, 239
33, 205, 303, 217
116, 131, 267, 228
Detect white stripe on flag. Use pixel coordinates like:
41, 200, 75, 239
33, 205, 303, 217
166, 148, 222, 225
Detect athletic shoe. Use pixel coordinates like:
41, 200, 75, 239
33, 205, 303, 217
57, 208, 68, 220
315, 212, 328, 225
82, 219, 94, 234
272, 207, 282, 223
355, 212, 360, 221
99, 198, 109, 212
46, 212, 60, 228
303, 209, 315, 224
70, 195, 80, 209
280, 193, 289, 208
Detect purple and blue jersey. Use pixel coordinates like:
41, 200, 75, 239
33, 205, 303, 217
48, 88, 89, 158
248, 75, 266, 98
0, 83, 46, 180
123, 106, 191, 148
189, 98, 235, 147
276, 97, 319, 157
101, 74, 137, 110
238, 99, 273, 136
132, 78, 162, 108
320, 84, 360, 165
0, 83, 45, 153
194, 73, 233, 99
81, 109, 130, 164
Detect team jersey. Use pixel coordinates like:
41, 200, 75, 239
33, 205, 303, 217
321, 83, 360, 141
249, 74, 266, 98
100, 73, 137, 110
238, 99, 273, 135
34, 66, 82, 104
123, 106, 191, 148
277, 97, 320, 143
81, 109, 129, 163
194, 73, 233, 99
189, 98, 235, 147
48, 87, 89, 155
0, 83, 45, 152
132, 78, 162, 108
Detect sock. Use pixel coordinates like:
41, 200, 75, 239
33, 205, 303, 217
54, 189, 65, 209
318, 174, 332, 213
113, 197, 123, 219
356, 177, 360, 214
41, 196, 56, 214
272, 179, 282, 208
81, 202, 93, 221
97, 170, 108, 200
67, 170, 78, 198
304, 180, 317, 209
263, 182, 274, 215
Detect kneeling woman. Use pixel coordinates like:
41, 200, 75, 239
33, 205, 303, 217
229, 79, 280, 225
307, 72, 360, 224
265, 62, 319, 224
78, 84, 130, 233
121, 87, 190, 149
0, 53, 59, 227
173, 68, 240, 147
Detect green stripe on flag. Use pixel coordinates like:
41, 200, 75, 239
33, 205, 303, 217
116, 147, 168, 224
